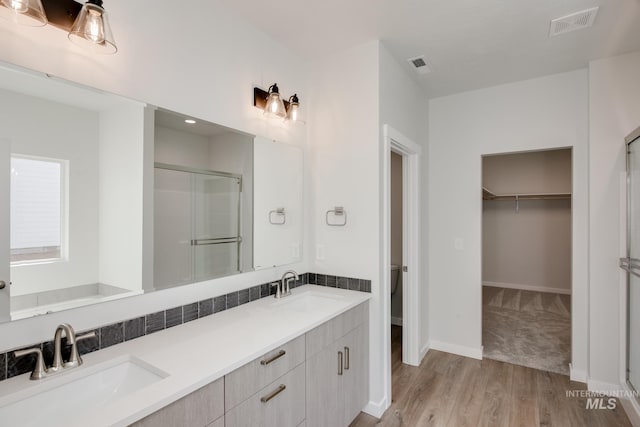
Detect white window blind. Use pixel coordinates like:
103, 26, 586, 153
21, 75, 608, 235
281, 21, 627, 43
10, 156, 64, 263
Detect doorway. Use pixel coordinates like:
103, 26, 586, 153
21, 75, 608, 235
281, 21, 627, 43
481, 148, 572, 375
390, 151, 404, 364
381, 125, 421, 414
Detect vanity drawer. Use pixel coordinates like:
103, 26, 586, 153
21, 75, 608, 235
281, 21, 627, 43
225, 334, 305, 409
130, 378, 224, 427
225, 362, 306, 427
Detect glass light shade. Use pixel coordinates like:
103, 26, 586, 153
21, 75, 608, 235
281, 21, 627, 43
264, 84, 286, 118
0, 0, 47, 27
286, 94, 300, 122
68, 1, 117, 54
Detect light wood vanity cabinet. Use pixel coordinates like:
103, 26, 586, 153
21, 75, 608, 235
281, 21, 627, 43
305, 302, 369, 427
224, 335, 306, 427
129, 378, 224, 427
225, 363, 306, 427
129, 301, 369, 427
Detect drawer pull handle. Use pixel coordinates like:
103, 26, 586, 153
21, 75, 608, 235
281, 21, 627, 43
261, 349, 286, 366
344, 346, 350, 370
261, 384, 286, 403
338, 351, 344, 375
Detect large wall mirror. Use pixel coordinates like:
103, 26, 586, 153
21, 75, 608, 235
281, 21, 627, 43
0, 62, 304, 324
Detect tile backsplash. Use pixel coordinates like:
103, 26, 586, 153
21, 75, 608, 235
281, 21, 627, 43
0, 272, 371, 382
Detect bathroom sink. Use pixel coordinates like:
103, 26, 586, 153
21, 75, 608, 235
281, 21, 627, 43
0, 356, 167, 427
272, 290, 350, 312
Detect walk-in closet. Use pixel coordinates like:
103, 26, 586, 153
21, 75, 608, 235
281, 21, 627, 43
482, 148, 572, 375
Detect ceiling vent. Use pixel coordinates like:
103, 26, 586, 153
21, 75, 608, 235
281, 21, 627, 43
407, 55, 431, 75
549, 7, 599, 37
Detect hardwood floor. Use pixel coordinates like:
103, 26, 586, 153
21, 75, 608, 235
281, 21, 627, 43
350, 326, 632, 427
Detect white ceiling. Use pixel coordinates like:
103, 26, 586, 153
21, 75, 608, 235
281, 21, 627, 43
219, 0, 640, 98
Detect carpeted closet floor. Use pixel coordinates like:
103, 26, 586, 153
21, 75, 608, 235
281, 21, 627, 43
482, 286, 571, 376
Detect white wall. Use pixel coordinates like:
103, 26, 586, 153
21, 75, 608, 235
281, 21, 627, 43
378, 44, 429, 356
0, 90, 100, 296
98, 103, 147, 292
307, 40, 382, 409
588, 50, 640, 388
483, 199, 572, 292
483, 149, 572, 194
307, 40, 428, 414
428, 70, 589, 374
0, 0, 308, 352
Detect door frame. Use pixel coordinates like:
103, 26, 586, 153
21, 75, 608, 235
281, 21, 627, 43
381, 125, 422, 408
0, 138, 10, 322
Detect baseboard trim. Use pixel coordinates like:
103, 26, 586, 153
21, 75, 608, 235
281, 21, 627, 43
570, 363, 588, 383
588, 379, 624, 394
363, 396, 388, 418
391, 316, 403, 326
420, 341, 430, 362
620, 383, 640, 427
482, 281, 571, 295
429, 340, 483, 360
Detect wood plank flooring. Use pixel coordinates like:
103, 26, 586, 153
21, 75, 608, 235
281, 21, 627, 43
350, 326, 632, 427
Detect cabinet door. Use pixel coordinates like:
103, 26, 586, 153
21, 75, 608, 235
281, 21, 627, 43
340, 323, 369, 426
306, 343, 340, 427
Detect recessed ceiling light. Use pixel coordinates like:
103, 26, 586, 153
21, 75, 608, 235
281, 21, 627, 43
185, 119, 196, 124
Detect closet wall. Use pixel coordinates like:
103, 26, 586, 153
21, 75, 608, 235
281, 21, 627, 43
482, 149, 572, 293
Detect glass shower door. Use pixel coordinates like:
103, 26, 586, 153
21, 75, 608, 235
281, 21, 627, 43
154, 164, 242, 289
192, 173, 241, 281
625, 131, 640, 394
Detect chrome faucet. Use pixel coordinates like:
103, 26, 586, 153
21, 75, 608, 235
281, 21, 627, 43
270, 270, 299, 299
13, 323, 96, 380
281, 270, 299, 297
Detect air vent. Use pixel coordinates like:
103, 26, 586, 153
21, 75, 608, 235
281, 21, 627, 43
549, 7, 599, 37
407, 55, 431, 75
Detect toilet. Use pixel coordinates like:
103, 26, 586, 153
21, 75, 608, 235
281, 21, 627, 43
390, 264, 401, 294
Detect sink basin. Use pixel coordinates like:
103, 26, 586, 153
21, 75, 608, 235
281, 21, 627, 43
272, 291, 350, 312
0, 356, 167, 427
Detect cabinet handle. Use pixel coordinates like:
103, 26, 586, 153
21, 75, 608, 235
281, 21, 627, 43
261, 349, 286, 365
344, 346, 350, 370
338, 351, 343, 375
261, 384, 286, 403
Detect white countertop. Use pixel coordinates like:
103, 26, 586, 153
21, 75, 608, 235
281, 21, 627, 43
0, 285, 370, 426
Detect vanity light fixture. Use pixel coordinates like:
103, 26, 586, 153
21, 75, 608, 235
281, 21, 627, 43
68, 0, 116, 54
264, 83, 286, 118
286, 94, 299, 122
185, 119, 196, 124
0, 0, 47, 26
0, 0, 117, 54
253, 84, 301, 122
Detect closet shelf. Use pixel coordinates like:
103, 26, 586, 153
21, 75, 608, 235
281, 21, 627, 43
482, 186, 571, 201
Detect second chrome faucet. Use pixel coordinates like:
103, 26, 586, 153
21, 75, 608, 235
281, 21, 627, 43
13, 323, 96, 380
272, 270, 299, 299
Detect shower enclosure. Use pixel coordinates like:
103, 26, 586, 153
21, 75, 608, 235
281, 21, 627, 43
621, 126, 640, 397
154, 163, 242, 289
